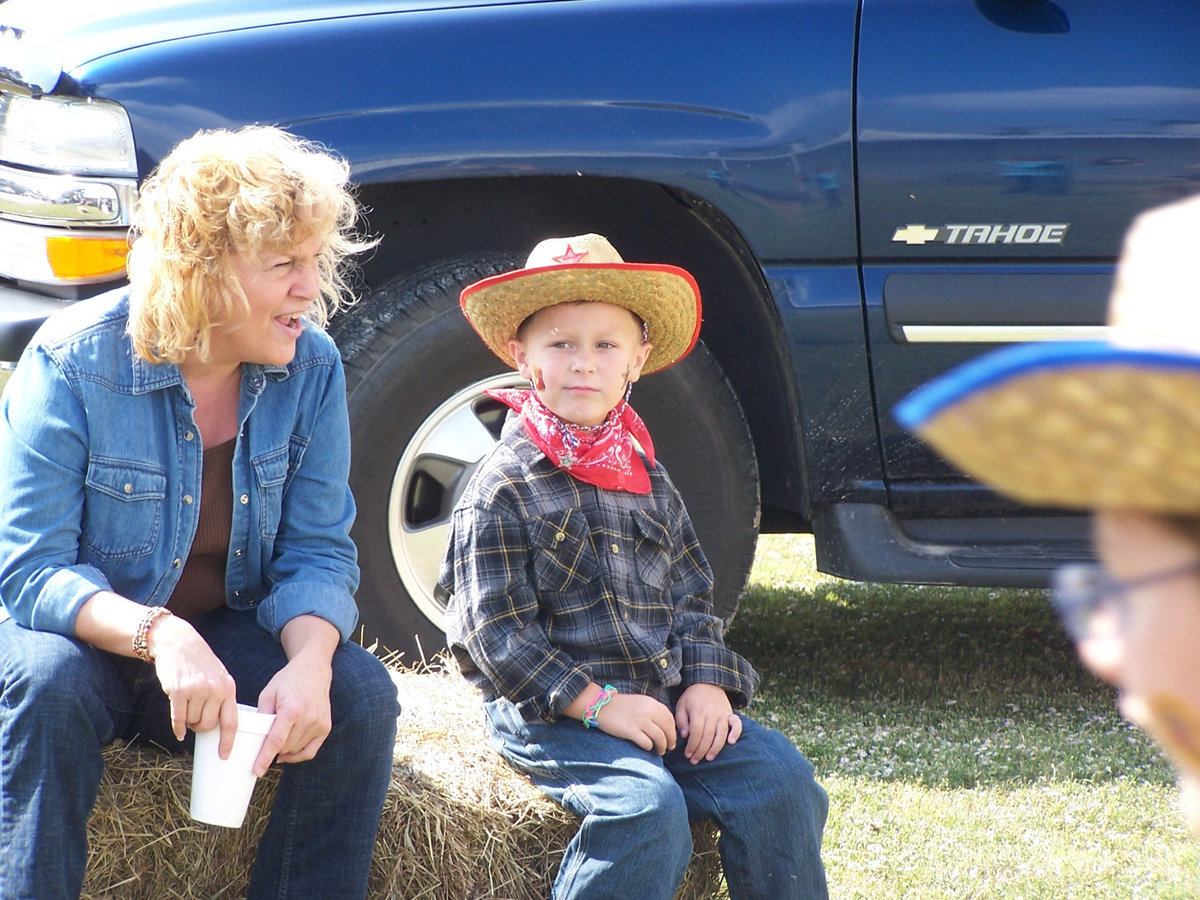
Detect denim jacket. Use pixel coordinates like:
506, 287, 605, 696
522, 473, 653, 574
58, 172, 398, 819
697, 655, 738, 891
0, 289, 360, 642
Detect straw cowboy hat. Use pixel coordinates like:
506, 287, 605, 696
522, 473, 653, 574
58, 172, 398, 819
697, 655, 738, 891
460, 233, 701, 374
894, 193, 1200, 513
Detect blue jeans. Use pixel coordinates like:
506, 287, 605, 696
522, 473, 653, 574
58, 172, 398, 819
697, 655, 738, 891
0, 608, 399, 900
484, 697, 829, 900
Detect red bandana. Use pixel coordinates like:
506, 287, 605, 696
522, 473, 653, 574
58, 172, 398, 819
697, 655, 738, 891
488, 388, 656, 494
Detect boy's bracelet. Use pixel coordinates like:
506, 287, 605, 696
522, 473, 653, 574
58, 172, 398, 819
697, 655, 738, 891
582, 684, 617, 729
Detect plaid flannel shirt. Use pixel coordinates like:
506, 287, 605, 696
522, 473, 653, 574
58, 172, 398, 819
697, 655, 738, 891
440, 414, 759, 723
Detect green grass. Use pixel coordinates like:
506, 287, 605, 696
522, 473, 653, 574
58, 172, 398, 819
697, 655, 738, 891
724, 534, 1200, 898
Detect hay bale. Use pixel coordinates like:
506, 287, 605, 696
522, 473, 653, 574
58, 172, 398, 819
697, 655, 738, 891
82, 745, 271, 899
82, 661, 724, 899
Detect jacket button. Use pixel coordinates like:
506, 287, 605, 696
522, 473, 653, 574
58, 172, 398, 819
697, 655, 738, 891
171, 558, 181, 568
610, 543, 620, 554
182, 494, 193, 505
239, 494, 249, 505
123, 483, 133, 494
658, 658, 668, 668
235, 549, 244, 558
184, 430, 195, 442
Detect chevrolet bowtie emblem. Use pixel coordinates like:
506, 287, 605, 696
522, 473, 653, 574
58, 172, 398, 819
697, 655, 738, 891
890, 222, 1069, 246
892, 224, 942, 245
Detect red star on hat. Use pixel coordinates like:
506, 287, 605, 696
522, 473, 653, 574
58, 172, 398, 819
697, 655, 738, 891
552, 244, 588, 264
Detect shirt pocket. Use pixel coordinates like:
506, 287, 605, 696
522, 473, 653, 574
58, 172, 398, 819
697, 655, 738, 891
250, 445, 290, 541
82, 457, 167, 560
631, 509, 674, 593
528, 509, 601, 594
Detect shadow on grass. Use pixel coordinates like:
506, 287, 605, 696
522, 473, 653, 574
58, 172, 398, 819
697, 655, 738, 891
728, 577, 1092, 701
725, 574, 1174, 789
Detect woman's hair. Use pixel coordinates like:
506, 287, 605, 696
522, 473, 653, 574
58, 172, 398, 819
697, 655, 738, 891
126, 125, 376, 364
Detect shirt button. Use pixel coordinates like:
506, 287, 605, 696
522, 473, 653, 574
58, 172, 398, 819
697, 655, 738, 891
611, 543, 620, 554
235, 549, 244, 558
172, 558, 182, 568
184, 430, 195, 442
182, 494, 193, 505
123, 483, 133, 494
555, 531, 565, 542
239, 494, 249, 505
658, 658, 668, 669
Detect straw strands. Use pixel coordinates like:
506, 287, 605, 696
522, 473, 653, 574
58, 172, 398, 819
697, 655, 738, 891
82, 659, 724, 899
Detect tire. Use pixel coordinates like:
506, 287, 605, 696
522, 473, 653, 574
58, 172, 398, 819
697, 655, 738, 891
332, 255, 760, 661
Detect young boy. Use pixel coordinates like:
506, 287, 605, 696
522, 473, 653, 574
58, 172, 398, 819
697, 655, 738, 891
440, 234, 829, 899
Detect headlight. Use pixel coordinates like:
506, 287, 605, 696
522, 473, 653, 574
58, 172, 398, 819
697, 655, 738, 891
0, 93, 136, 177
0, 91, 137, 285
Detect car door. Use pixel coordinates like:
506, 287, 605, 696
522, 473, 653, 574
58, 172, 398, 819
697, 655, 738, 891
856, 0, 1200, 513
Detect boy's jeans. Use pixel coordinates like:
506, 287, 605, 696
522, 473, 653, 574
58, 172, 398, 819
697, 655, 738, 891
0, 608, 399, 900
484, 696, 829, 900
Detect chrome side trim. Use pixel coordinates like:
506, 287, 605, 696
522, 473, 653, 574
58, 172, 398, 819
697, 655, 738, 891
0, 163, 134, 225
901, 324, 1112, 344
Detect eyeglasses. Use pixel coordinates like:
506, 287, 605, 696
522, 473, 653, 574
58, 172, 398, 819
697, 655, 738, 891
1052, 560, 1200, 643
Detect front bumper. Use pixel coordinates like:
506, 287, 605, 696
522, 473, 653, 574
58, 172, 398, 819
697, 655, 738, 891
0, 282, 77, 363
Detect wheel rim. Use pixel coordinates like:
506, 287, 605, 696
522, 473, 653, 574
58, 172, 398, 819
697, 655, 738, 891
387, 372, 525, 628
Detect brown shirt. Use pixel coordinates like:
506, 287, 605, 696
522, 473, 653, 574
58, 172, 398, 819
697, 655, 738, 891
168, 439, 234, 618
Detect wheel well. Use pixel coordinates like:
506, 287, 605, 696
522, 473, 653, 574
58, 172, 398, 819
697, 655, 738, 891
351, 174, 810, 523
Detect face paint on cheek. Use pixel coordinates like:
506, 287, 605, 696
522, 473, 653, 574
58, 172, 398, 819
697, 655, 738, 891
533, 367, 546, 391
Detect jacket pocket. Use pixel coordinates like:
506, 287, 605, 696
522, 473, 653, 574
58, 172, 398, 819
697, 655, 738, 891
631, 509, 674, 593
528, 509, 601, 593
82, 457, 167, 559
251, 445, 290, 541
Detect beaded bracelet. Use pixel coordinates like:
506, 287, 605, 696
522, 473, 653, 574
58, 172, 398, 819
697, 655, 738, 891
132, 606, 173, 663
582, 684, 617, 729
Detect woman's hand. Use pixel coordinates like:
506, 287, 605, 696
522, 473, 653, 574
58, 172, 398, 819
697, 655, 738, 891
73, 591, 237, 746
147, 613, 238, 743
251, 615, 340, 775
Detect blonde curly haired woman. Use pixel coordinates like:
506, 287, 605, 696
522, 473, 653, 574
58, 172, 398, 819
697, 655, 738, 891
0, 126, 398, 898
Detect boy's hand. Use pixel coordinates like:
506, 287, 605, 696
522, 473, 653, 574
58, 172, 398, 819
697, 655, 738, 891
675, 682, 742, 764
601, 692, 678, 755
566, 683, 676, 755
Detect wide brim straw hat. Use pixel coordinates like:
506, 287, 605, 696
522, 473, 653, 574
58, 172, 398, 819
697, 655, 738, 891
894, 193, 1200, 513
460, 233, 701, 374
